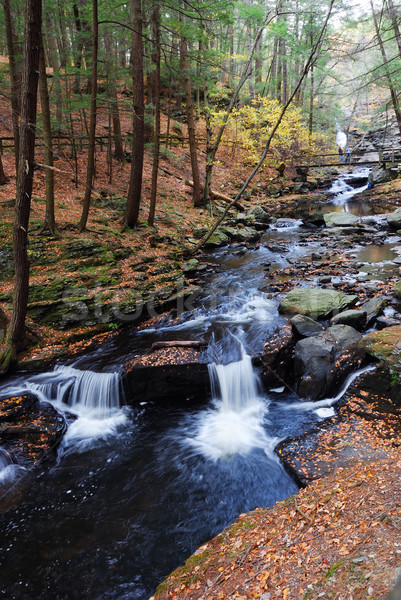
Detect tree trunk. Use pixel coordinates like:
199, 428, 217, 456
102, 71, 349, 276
1, 0, 42, 372
0, 154, 7, 185
203, 21, 268, 205
180, 11, 201, 208
78, 0, 98, 232
148, 3, 160, 226
387, 0, 401, 59
44, 12, 63, 131
3, 0, 21, 174
38, 38, 58, 236
371, 0, 401, 137
125, 0, 144, 228
104, 32, 124, 161
247, 27, 255, 100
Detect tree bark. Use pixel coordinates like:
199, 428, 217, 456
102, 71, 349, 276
1, 0, 42, 372
78, 0, 98, 232
104, 32, 124, 161
148, 3, 161, 226
38, 38, 58, 236
125, 0, 145, 228
180, 10, 201, 208
0, 154, 7, 185
3, 0, 21, 174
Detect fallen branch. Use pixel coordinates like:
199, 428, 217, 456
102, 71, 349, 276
151, 340, 207, 351
34, 162, 69, 174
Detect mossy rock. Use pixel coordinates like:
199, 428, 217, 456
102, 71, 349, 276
394, 281, 401, 299
279, 288, 358, 319
63, 238, 105, 259
361, 325, 401, 373
28, 277, 75, 303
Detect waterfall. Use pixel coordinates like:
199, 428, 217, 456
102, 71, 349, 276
28, 365, 124, 419
16, 365, 128, 455
209, 351, 260, 413
187, 344, 276, 461
336, 129, 347, 148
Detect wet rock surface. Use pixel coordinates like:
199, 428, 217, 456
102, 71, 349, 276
0, 393, 66, 469
123, 346, 210, 402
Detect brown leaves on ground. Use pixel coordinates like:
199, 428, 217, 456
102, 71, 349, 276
153, 453, 401, 600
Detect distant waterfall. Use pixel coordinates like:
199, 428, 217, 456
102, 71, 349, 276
187, 345, 276, 460
336, 129, 347, 148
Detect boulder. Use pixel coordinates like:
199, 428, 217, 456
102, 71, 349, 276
290, 314, 324, 337
182, 259, 199, 273
361, 325, 401, 373
368, 166, 392, 186
279, 288, 358, 319
394, 281, 401, 299
203, 229, 229, 248
245, 205, 270, 223
360, 296, 385, 326
295, 324, 364, 399
388, 208, 401, 230
323, 212, 358, 227
330, 309, 367, 330
234, 227, 260, 242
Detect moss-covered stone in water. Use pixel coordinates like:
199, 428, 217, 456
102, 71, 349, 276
360, 325, 401, 373
394, 281, 401, 299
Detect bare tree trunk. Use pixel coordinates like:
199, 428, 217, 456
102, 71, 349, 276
180, 10, 201, 207
79, 0, 98, 232
1, 0, 42, 373
39, 38, 58, 236
308, 64, 314, 139
3, 0, 21, 173
148, 3, 160, 226
125, 0, 144, 228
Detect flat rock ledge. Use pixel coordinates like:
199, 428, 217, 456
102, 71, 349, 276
123, 346, 210, 402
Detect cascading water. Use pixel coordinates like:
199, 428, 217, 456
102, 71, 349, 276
5, 365, 128, 456
187, 341, 276, 460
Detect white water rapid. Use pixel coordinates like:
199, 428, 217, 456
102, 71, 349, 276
187, 344, 276, 461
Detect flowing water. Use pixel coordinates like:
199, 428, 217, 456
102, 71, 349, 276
0, 166, 393, 600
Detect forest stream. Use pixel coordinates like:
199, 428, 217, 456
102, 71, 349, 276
0, 167, 400, 600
